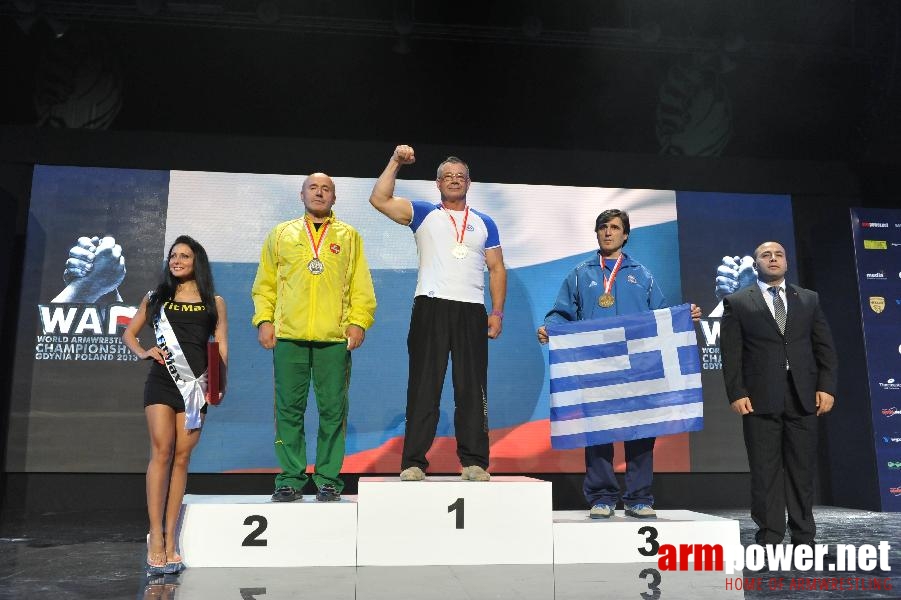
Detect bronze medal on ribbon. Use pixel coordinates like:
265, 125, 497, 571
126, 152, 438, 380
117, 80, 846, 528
598, 293, 614, 308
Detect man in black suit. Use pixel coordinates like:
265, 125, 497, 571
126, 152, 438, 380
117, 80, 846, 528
720, 241, 837, 546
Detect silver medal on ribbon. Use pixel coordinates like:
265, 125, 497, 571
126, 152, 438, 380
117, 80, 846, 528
308, 258, 324, 274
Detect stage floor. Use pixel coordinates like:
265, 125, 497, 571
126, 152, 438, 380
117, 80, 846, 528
0, 506, 897, 599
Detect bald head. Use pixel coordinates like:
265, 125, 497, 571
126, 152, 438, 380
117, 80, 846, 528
304, 172, 335, 191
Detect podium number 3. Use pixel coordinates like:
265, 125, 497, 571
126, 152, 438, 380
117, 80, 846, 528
242, 515, 268, 546
637, 525, 659, 556
448, 497, 465, 529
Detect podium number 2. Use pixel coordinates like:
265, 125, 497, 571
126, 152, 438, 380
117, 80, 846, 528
242, 515, 268, 546
448, 497, 465, 529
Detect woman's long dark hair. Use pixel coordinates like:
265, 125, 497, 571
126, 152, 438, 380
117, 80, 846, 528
146, 235, 218, 328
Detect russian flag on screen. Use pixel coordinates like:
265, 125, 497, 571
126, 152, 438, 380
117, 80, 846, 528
547, 304, 703, 449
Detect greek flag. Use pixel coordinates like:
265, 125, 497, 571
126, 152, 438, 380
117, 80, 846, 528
547, 304, 703, 449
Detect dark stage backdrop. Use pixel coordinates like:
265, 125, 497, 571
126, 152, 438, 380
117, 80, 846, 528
5, 164, 792, 474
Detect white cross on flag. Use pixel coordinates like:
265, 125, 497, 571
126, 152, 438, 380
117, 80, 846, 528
547, 303, 704, 449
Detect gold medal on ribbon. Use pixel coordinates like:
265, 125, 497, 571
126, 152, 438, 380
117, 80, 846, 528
452, 243, 468, 259
598, 254, 624, 309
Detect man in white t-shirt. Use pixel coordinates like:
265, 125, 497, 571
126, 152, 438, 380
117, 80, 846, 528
369, 144, 507, 482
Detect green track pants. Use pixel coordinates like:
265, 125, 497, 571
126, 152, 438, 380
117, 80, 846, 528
273, 339, 350, 493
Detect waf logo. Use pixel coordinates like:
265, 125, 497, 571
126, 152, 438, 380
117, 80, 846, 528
870, 297, 886, 313
882, 407, 901, 417
329, 243, 341, 254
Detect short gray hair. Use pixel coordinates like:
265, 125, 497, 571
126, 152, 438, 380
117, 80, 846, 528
436, 156, 470, 180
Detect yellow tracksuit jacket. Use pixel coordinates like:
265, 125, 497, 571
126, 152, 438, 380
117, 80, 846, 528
251, 214, 376, 341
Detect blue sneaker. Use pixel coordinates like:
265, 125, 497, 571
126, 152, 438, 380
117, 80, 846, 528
625, 504, 656, 518
589, 503, 614, 519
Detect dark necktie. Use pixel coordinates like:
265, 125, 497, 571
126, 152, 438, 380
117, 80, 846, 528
768, 286, 786, 334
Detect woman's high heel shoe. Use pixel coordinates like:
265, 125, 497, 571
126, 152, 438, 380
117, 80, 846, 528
145, 533, 167, 574
163, 549, 184, 574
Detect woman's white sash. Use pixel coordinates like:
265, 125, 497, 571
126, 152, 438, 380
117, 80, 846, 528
152, 303, 207, 430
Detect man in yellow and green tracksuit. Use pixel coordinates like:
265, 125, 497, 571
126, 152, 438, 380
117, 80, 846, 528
251, 172, 376, 503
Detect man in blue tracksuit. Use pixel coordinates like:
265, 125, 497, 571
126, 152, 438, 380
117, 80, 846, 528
537, 208, 700, 519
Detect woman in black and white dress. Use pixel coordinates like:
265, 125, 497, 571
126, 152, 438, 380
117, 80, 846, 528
123, 235, 227, 574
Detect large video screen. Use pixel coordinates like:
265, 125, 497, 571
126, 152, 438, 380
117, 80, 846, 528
6, 166, 796, 473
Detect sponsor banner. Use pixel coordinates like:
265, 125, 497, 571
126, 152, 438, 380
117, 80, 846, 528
851, 207, 901, 511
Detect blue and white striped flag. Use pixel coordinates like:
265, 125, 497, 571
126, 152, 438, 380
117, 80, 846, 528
547, 303, 703, 449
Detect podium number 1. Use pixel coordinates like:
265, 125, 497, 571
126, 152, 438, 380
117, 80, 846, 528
448, 497, 465, 529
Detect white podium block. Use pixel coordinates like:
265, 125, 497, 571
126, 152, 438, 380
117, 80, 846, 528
178, 494, 357, 567
553, 509, 740, 565
356, 476, 553, 566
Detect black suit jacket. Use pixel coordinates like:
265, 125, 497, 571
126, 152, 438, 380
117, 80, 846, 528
720, 283, 837, 414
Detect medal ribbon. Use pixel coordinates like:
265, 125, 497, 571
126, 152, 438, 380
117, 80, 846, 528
442, 205, 470, 246
601, 254, 624, 295
304, 218, 330, 263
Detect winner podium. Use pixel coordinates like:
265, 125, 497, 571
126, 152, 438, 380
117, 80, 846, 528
178, 477, 739, 568
357, 476, 553, 565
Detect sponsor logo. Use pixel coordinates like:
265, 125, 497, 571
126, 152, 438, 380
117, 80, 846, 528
866, 271, 886, 280
870, 297, 887, 313
864, 240, 888, 250
879, 377, 901, 391
891, 486, 901, 497
466, 224, 474, 231
893, 242, 901, 246
888, 461, 901, 470
882, 434, 901, 444
862, 221, 889, 228
329, 243, 341, 254
882, 407, 901, 417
